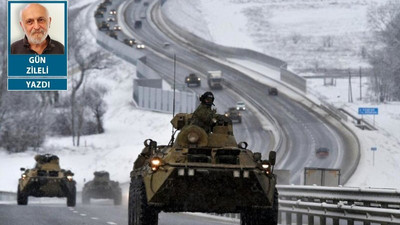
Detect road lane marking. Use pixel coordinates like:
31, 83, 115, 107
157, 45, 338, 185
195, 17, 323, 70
80, 214, 86, 216
91, 217, 99, 220
106, 222, 117, 225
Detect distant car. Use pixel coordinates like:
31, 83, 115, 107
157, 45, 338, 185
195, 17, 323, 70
94, 11, 104, 18
98, 21, 110, 31
98, 5, 107, 12
316, 147, 329, 158
225, 107, 242, 123
107, 16, 116, 22
107, 30, 118, 39
134, 20, 142, 29
136, 42, 145, 49
124, 38, 136, 47
163, 42, 170, 48
103, 0, 112, 6
113, 25, 121, 31
236, 101, 246, 111
269, 87, 278, 96
109, 9, 117, 15
185, 73, 201, 87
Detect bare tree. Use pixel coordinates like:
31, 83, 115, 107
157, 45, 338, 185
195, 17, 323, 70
0, 93, 48, 152
368, 1, 400, 101
84, 85, 108, 134
68, 15, 110, 146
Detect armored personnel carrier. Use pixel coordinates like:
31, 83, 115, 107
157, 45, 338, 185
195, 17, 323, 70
17, 154, 76, 206
82, 171, 122, 205
129, 113, 278, 225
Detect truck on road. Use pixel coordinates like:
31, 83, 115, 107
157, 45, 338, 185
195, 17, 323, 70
207, 70, 223, 89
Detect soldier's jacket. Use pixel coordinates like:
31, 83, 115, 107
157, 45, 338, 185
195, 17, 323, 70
190, 104, 217, 133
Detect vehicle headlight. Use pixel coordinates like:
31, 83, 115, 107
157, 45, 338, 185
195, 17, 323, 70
67, 175, 73, 181
21, 174, 27, 180
187, 132, 199, 143
150, 157, 162, 171
260, 160, 272, 174
197, 78, 201, 81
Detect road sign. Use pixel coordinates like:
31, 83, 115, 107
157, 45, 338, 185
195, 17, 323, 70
358, 107, 378, 115
371, 147, 377, 151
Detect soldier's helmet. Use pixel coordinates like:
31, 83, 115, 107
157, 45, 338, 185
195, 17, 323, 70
200, 91, 214, 106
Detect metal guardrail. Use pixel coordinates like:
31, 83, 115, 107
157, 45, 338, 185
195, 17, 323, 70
0, 191, 16, 201
278, 185, 400, 225
2, 185, 400, 224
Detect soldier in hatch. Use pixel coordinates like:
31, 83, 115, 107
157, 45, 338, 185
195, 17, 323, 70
190, 91, 217, 133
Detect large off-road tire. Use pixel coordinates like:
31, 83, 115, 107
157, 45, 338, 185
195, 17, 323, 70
240, 189, 279, 225
264, 188, 279, 225
17, 185, 28, 205
67, 184, 76, 207
82, 192, 90, 205
128, 177, 158, 225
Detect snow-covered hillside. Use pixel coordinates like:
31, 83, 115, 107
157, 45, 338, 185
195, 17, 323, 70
164, 0, 386, 72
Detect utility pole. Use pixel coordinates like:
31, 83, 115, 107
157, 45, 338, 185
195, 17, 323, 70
359, 67, 362, 101
170, 53, 177, 146
348, 69, 353, 103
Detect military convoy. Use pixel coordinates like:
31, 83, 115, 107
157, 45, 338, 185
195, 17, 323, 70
82, 171, 122, 205
17, 154, 76, 206
129, 112, 278, 225
15, 97, 278, 225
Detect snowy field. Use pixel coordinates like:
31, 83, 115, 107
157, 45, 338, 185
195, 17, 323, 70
163, 0, 400, 189
1, 0, 400, 193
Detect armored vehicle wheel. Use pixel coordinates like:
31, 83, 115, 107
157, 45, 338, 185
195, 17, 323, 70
114, 192, 122, 205
67, 185, 76, 207
128, 177, 158, 225
240, 189, 278, 225
264, 189, 279, 225
17, 185, 28, 205
82, 193, 90, 205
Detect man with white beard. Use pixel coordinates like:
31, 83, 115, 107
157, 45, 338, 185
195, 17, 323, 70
11, 3, 64, 54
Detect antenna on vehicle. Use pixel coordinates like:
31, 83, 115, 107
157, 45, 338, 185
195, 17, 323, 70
169, 54, 177, 146
172, 53, 176, 118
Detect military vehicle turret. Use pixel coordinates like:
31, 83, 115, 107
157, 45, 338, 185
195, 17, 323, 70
82, 171, 122, 205
129, 113, 278, 225
17, 154, 76, 206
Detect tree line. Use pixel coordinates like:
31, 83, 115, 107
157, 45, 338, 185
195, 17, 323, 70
368, 0, 400, 101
